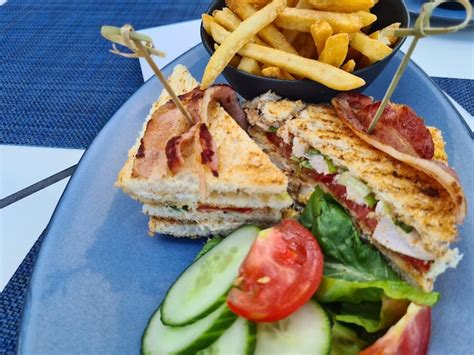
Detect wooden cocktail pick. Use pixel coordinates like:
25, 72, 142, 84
367, 0, 472, 133
101, 24, 194, 125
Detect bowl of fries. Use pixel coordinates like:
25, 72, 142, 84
201, 0, 409, 102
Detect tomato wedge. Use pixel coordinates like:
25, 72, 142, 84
227, 219, 324, 322
360, 303, 431, 355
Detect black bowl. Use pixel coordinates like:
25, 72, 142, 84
201, 0, 409, 102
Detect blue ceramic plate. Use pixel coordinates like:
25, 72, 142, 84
405, 0, 474, 23
19, 44, 473, 354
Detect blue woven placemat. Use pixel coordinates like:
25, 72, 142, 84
0, 232, 45, 354
0, 0, 209, 149
0, 0, 472, 149
432, 77, 474, 116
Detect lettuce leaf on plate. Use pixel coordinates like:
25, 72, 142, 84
300, 187, 399, 282
316, 278, 439, 306
332, 298, 410, 333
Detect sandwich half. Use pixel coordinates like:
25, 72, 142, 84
116, 66, 293, 237
245, 92, 465, 291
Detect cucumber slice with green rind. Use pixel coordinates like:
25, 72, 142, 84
141, 304, 237, 355
255, 300, 331, 355
198, 317, 257, 355
161, 225, 260, 326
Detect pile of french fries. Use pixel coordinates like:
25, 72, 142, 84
201, 0, 400, 91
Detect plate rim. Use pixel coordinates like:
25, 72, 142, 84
15, 43, 469, 352
14, 43, 201, 352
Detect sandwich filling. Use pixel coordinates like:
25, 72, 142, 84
245, 92, 463, 289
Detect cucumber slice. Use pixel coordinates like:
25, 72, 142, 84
141, 304, 236, 355
198, 317, 257, 355
161, 225, 260, 326
255, 300, 331, 355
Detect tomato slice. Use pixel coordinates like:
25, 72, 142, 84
227, 219, 324, 322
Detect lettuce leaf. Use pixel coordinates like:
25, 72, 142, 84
300, 187, 399, 281
330, 321, 369, 355
316, 277, 439, 306
315, 277, 438, 332
333, 297, 409, 333
301, 187, 439, 332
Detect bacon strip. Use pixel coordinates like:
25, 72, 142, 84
165, 124, 199, 175
200, 84, 248, 130
132, 101, 191, 179
332, 93, 466, 223
159, 84, 247, 178
199, 123, 219, 177
332, 93, 434, 159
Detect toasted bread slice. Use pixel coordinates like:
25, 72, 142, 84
117, 67, 291, 210
148, 217, 259, 238
117, 102, 292, 209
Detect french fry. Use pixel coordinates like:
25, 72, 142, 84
369, 22, 401, 46
318, 33, 349, 68
226, 0, 299, 55
262, 63, 298, 79
341, 59, 356, 72
213, 8, 241, 30
214, 43, 241, 67
210, 21, 365, 90
247, 0, 271, 7
310, 20, 333, 55
213, 8, 266, 45
349, 31, 392, 62
202, 0, 286, 88
275, 8, 371, 34
237, 56, 262, 75
213, 8, 265, 74
369, 30, 380, 40
202, 14, 216, 34
358, 11, 377, 28
309, 0, 376, 13
248, 0, 299, 7
262, 66, 296, 80
282, 0, 313, 43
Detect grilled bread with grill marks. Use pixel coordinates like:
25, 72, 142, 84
290, 105, 457, 253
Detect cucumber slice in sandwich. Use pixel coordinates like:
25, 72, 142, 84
142, 304, 236, 355
198, 317, 257, 355
255, 300, 331, 355
161, 225, 260, 326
